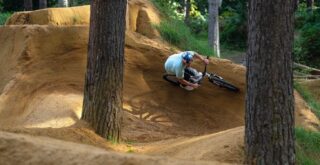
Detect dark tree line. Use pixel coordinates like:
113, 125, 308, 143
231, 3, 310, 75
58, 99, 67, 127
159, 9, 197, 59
1, 0, 90, 11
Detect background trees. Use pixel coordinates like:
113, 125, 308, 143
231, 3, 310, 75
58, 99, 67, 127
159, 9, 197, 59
39, 0, 47, 9
24, 0, 33, 11
245, 0, 295, 164
81, 0, 127, 142
208, 0, 221, 57
58, 0, 68, 7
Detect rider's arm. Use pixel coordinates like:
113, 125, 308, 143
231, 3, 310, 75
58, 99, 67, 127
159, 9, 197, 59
194, 53, 209, 65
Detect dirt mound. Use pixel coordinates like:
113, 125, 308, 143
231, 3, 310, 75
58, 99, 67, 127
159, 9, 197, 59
5, 6, 90, 25
0, 131, 224, 165
136, 126, 245, 164
0, 24, 245, 140
6, 0, 160, 38
295, 91, 320, 131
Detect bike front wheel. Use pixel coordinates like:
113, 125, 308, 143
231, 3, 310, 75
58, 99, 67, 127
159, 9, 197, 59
208, 74, 239, 92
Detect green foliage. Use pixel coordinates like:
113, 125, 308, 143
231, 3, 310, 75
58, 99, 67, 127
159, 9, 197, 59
300, 23, 320, 66
0, 1, 3, 12
153, 0, 249, 51
294, 4, 320, 68
2, 0, 23, 11
294, 82, 320, 118
70, 0, 90, 6
295, 22, 320, 68
188, 8, 208, 34
157, 19, 214, 56
152, 0, 214, 56
220, 0, 247, 49
0, 12, 11, 25
296, 127, 320, 165
152, 0, 208, 34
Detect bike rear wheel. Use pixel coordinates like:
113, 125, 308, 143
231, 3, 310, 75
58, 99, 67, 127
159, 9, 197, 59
163, 74, 180, 86
208, 74, 239, 92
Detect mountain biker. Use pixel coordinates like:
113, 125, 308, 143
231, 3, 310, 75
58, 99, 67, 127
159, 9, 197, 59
164, 51, 209, 90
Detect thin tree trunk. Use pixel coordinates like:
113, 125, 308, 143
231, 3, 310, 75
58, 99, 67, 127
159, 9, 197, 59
245, 0, 295, 164
69, 0, 73, 6
58, 0, 68, 7
208, 0, 220, 57
184, 0, 191, 25
306, 0, 314, 13
82, 0, 127, 142
24, 0, 33, 11
39, 0, 47, 9
294, 0, 299, 11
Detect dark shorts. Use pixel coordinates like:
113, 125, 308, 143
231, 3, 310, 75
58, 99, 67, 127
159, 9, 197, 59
184, 67, 201, 83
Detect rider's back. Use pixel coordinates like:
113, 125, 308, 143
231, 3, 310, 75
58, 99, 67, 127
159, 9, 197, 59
164, 53, 184, 78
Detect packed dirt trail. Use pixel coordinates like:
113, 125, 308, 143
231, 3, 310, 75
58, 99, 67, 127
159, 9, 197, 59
0, 1, 319, 164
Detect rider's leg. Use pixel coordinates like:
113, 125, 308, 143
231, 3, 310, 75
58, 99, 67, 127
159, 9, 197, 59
184, 67, 202, 84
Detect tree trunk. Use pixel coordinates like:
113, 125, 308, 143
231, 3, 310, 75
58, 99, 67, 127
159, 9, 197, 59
58, 0, 68, 7
39, 0, 47, 9
82, 0, 127, 142
306, 0, 314, 12
306, 0, 314, 8
24, 0, 33, 11
184, 0, 191, 25
208, 0, 220, 57
69, 0, 73, 6
294, 0, 299, 11
245, 0, 295, 164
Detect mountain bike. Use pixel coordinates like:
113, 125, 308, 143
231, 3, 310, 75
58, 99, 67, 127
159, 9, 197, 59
163, 57, 239, 92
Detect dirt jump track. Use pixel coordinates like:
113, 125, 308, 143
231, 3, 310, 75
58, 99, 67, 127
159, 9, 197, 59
0, 1, 319, 164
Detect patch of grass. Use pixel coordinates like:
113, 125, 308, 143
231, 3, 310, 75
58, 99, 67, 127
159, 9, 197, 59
295, 127, 320, 165
157, 19, 215, 56
0, 12, 11, 25
294, 82, 320, 118
151, 0, 214, 56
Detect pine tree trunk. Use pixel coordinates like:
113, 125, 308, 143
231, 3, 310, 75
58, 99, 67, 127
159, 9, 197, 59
208, 0, 220, 57
24, 0, 33, 11
184, 0, 191, 25
245, 0, 295, 164
82, 0, 127, 142
39, 0, 47, 9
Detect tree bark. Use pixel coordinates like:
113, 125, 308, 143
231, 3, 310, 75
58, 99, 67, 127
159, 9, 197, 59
184, 0, 191, 25
208, 0, 220, 57
245, 0, 295, 164
39, 0, 47, 9
82, 0, 127, 142
24, 0, 33, 11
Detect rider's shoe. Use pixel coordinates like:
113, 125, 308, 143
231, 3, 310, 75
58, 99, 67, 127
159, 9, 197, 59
180, 84, 194, 91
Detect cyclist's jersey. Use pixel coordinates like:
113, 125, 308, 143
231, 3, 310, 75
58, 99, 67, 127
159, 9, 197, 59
164, 51, 195, 79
